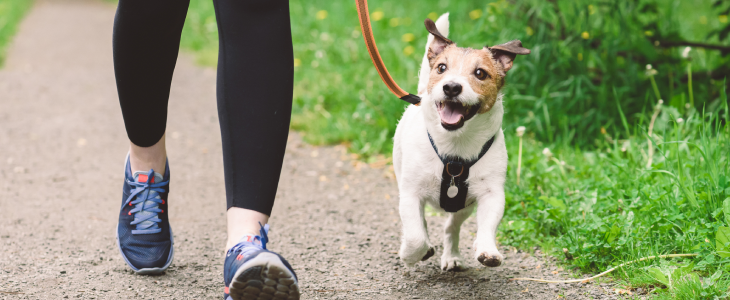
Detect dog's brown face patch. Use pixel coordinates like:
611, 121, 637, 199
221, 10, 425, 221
427, 45, 505, 113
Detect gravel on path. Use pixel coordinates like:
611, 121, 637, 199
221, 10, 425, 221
0, 1, 623, 299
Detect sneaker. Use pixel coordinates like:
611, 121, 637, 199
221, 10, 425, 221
223, 224, 299, 300
116, 155, 174, 274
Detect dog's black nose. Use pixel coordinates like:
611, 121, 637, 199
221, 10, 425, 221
443, 83, 462, 98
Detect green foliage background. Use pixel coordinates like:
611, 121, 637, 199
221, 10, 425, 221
0, 0, 34, 67
181, 0, 729, 156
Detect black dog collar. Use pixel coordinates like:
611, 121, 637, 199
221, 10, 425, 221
427, 132, 496, 212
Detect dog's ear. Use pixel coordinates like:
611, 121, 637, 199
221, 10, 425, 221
425, 18, 453, 64
487, 40, 530, 76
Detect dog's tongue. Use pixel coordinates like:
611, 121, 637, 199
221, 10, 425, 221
439, 102, 466, 125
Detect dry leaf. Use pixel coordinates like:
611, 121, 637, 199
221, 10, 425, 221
613, 288, 633, 295
319, 175, 328, 182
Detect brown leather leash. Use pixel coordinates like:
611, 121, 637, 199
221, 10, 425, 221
355, 0, 421, 105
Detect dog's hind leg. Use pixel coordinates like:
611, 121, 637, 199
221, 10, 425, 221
398, 195, 434, 267
440, 205, 473, 271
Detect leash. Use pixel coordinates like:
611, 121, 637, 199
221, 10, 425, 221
355, 0, 421, 105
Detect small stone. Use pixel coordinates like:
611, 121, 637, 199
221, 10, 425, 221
60, 271, 66, 274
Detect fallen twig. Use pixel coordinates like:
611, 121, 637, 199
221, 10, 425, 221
511, 253, 697, 284
646, 100, 663, 169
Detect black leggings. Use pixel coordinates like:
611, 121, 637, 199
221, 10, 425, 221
113, 0, 293, 215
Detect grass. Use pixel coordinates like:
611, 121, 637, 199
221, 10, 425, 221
180, 0, 729, 157
173, 0, 730, 298
0, 0, 34, 68
499, 92, 730, 298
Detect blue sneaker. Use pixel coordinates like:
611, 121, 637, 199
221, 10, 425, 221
223, 224, 299, 300
116, 156, 174, 274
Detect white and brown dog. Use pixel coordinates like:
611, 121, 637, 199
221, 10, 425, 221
393, 14, 530, 271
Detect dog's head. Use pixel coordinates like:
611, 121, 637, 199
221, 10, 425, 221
422, 18, 530, 131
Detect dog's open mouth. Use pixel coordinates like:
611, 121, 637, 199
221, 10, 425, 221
436, 100, 480, 130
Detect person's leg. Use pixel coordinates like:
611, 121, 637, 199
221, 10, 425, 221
114, 0, 189, 174
214, 0, 297, 299
113, 0, 190, 274
213, 0, 294, 248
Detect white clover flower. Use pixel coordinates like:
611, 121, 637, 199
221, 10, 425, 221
516, 126, 526, 137
677, 118, 684, 123
542, 148, 552, 157
682, 47, 691, 58
645, 64, 658, 76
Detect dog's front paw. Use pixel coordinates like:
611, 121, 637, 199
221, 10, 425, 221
476, 251, 503, 267
399, 241, 434, 267
440, 253, 465, 271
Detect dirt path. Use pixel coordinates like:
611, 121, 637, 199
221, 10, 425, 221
0, 1, 621, 299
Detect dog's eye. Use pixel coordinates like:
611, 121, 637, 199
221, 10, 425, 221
437, 64, 447, 74
474, 69, 489, 80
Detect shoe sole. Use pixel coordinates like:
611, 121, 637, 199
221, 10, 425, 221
115, 222, 175, 275
228, 252, 300, 300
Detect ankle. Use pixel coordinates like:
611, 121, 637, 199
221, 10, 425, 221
226, 232, 260, 251
226, 208, 270, 250
129, 134, 167, 174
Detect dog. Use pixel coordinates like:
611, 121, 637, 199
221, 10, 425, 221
393, 13, 530, 271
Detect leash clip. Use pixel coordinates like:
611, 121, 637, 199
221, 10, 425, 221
445, 162, 464, 198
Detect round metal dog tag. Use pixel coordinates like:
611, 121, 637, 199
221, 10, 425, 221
447, 185, 458, 198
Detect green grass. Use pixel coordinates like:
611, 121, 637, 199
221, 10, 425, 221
175, 0, 730, 298
0, 0, 34, 68
180, 0, 729, 157
499, 92, 730, 298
